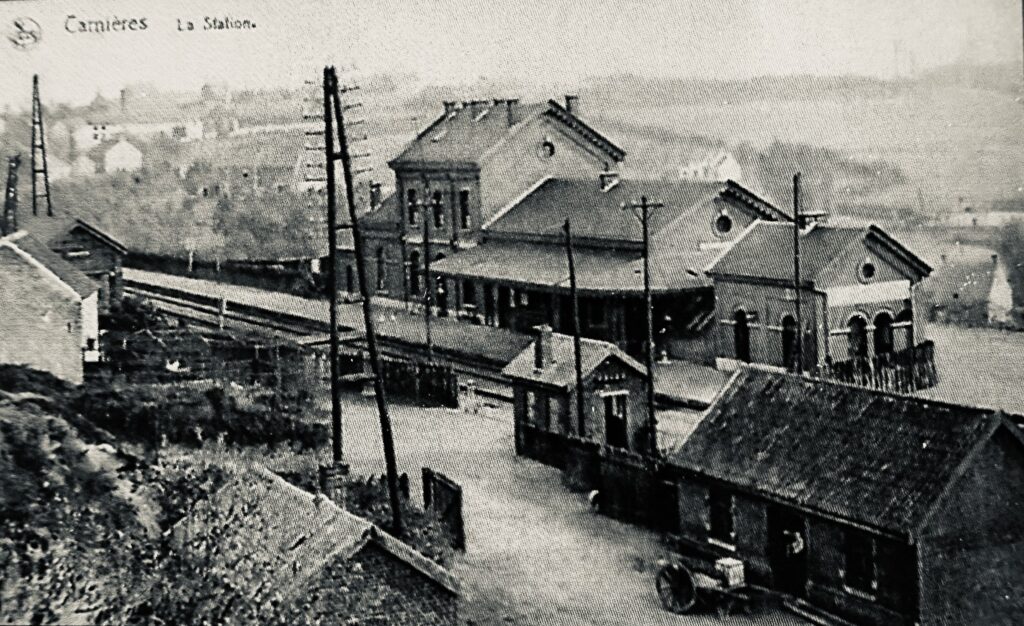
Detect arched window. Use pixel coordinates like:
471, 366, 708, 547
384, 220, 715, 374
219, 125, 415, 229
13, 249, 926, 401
848, 315, 869, 360
873, 312, 894, 356
408, 251, 421, 296
896, 308, 914, 350
781, 315, 798, 371
733, 309, 751, 363
375, 247, 386, 291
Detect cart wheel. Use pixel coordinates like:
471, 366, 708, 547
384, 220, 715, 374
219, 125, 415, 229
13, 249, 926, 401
656, 563, 697, 614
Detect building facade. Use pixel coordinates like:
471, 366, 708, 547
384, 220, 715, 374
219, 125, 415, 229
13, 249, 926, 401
0, 231, 100, 383
666, 368, 1024, 626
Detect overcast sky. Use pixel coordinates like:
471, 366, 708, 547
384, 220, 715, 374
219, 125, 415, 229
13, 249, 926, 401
1, 0, 1021, 108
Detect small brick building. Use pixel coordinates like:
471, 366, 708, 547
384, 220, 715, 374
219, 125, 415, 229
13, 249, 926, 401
175, 466, 460, 626
666, 368, 1024, 625
0, 230, 100, 384
503, 325, 651, 457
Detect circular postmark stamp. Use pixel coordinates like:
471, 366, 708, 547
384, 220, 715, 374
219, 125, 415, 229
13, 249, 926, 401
8, 17, 42, 51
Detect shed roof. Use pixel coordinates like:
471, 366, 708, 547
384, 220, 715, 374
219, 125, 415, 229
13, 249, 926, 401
174, 465, 459, 600
0, 230, 98, 298
502, 331, 646, 389
390, 99, 625, 167
707, 221, 932, 285
667, 368, 1016, 534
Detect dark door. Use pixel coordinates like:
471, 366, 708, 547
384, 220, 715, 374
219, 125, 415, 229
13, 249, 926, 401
497, 285, 513, 328
733, 310, 751, 362
766, 506, 808, 597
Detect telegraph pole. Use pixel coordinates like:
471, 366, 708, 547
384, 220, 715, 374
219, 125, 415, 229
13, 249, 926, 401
563, 220, 585, 437
30, 75, 53, 217
326, 66, 404, 536
623, 195, 663, 455
792, 173, 803, 375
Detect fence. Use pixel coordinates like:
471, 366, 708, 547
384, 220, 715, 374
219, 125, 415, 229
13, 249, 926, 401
816, 340, 939, 393
336, 349, 459, 408
422, 467, 465, 551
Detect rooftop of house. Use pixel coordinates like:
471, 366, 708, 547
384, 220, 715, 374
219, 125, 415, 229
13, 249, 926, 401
173, 465, 459, 602
174, 130, 304, 171
705, 220, 932, 284
502, 329, 646, 389
18, 213, 128, 255
0, 230, 99, 298
389, 98, 626, 168
667, 368, 1023, 535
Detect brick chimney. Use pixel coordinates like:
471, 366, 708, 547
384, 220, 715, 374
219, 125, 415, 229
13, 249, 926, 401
564, 94, 579, 116
533, 324, 553, 370
599, 171, 619, 192
505, 98, 520, 127
992, 253, 999, 265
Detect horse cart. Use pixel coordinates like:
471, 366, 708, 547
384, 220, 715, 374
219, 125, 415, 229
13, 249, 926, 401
655, 554, 780, 619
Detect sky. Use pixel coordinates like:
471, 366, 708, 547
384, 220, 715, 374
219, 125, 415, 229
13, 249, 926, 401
0, 0, 1021, 108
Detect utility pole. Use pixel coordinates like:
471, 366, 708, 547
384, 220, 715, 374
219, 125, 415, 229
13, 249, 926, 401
792, 173, 803, 375
623, 195, 663, 456
3, 155, 20, 236
30, 75, 53, 217
563, 220, 586, 437
422, 190, 436, 360
326, 66, 404, 536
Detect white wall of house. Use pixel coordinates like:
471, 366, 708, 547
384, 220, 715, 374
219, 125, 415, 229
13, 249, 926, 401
105, 140, 143, 172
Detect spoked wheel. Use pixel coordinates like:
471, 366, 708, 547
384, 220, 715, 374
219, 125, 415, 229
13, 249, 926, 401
656, 562, 697, 614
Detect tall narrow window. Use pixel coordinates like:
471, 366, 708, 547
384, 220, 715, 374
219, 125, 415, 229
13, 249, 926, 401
733, 309, 751, 362
375, 247, 386, 291
432, 191, 444, 228
459, 189, 471, 229
781, 314, 798, 371
843, 530, 877, 593
345, 265, 355, 293
407, 188, 418, 226
408, 251, 422, 296
848, 315, 869, 360
873, 312, 894, 356
708, 488, 735, 544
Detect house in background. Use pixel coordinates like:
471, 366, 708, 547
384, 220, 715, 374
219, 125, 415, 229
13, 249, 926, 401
103, 138, 143, 173
666, 368, 1024, 626
705, 219, 932, 373
175, 465, 460, 625
0, 230, 99, 384
503, 325, 651, 459
678, 150, 742, 183
71, 154, 97, 178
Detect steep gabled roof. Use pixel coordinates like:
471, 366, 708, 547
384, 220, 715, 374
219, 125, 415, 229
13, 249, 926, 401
502, 331, 646, 389
173, 465, 459, 601
667, 368, 1012, 535
389, 99, 625, 168
706, 221, 931, 285
19, 214, 128, 255
0, 231, 98, 298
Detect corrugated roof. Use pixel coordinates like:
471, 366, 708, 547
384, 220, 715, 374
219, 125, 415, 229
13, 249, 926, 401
668, 369, 1006, 534
1, 231, 98, 298
174, 465, 459, 600
390, 100, 625, 167
502, 331, 646, 388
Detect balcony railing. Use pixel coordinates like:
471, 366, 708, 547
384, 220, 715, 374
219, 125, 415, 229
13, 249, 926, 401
815, 340, 938, 393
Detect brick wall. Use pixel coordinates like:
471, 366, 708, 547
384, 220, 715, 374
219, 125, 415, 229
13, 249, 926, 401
310, 542, 458, 626
0, 247, 86, 383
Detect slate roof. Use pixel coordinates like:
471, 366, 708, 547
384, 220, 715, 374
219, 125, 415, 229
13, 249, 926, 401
173, 465, 459, 601
667, 368, 1014, 534
390, 99, 625, 167
20, 213, 129, 255
503, 331, 646, 389
0, 231, 98, 298
706, 221, 932, 284
431, 241, 712, 294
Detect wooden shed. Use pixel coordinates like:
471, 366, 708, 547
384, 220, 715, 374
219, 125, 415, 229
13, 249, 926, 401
665, 368, 1024, 625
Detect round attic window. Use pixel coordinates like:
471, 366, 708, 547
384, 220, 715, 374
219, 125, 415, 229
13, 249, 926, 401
859, 260, 877, 282
537, 139, 556, 159
714, 213, 734, 236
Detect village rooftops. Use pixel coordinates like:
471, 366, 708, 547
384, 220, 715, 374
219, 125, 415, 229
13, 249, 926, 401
0, 230, 99, 298
19, 213, 128, 256
666, 368, 1024, 537
173, 465, 459, 601
502, 329, 646, 389
706, 220, 932, 286
389, 99, 626, 168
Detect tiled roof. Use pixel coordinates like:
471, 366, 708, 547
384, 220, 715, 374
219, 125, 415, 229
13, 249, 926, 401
707, 221, 931, 284
390, 99, 625, 167
503, 331, 646, 388
668, 368, 1010, 534
1, 231, 98, 298
431, 241, 710, 294
20, 214, 129, 255
173, 465, 459, 600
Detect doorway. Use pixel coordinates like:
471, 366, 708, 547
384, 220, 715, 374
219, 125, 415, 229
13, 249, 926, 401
733, 310, 751, 362
766, 506, 808, 597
